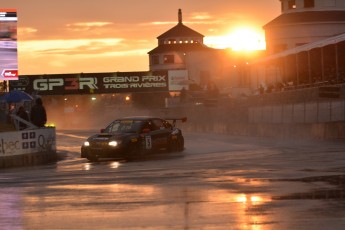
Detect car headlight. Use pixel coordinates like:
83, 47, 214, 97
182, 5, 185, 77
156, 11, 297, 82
84, 141, 90, 146
108, 141, 118, 147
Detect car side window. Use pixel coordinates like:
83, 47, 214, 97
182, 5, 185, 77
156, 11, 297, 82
141, 121, 153, 132
152, 119, 165, 130
163, 120, 172, 130
107, 122, 120, 133
105, 122, 113, 132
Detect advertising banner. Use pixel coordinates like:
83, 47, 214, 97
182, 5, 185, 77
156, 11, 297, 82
0, 128, 56, 156
168, 70, 189, 91
0, 9, 18, 81
9, 71, 169, 95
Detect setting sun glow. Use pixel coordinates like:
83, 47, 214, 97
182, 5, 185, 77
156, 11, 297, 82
205, 27, 266, 51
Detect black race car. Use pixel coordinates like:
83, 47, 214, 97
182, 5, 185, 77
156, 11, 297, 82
81, 116, 186, 161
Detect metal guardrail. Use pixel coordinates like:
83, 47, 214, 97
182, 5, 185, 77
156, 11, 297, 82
11, 114, 38, 130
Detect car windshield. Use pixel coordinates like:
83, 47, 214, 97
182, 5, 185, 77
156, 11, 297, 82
104, 120, 144, 134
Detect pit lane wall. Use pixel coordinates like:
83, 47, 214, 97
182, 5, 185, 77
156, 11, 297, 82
164, 105, 345, 140
0, 128, 57, 168
182, 120, 345, 140
165, 86, 345, 140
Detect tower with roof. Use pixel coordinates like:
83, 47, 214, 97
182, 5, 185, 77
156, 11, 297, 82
148, 9, 228, 89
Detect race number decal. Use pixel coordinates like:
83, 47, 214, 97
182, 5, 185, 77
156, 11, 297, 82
145, 136, 152, 149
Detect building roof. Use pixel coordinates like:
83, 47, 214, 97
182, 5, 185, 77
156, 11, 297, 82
264, 11, 345, 29
148, 43, 216, 54
157, 9, 204, 39
256, 32, 345, 62
157, 23, 204, 39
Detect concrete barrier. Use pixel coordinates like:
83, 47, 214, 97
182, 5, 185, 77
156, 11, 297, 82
164, 105, 345, 140
0, 128, 57, 169
182, 121, 345, 140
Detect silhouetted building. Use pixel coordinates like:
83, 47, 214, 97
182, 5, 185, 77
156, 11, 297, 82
265, 0, 345, 54
148, 9, 232, 91
252, 0, 345, 91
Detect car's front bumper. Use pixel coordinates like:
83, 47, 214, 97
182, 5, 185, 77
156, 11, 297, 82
81, 145, 126, 159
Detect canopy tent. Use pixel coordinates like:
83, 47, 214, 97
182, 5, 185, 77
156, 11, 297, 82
0, 90, 33, 103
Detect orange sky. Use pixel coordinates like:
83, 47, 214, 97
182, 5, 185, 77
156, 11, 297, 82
1, 0, 281, 75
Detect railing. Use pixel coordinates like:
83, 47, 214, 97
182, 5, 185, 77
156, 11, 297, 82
11, 114, 38, 130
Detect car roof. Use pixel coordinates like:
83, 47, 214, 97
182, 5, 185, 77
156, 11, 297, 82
117, 116, 161, 121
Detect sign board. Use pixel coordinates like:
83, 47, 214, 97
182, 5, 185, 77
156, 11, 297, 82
0, 9, 18, 80
9, 71, 169, 95
0, 128, 56, 156
168, 70, 189, 91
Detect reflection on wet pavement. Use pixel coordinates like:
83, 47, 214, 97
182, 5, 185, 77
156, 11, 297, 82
3, 184, 276, 229
1, 131, 345, 229
273, 175, 345, 200
0, 188, 23, 230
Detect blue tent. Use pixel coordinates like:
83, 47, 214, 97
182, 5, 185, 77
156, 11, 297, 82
0, 90, 33, 103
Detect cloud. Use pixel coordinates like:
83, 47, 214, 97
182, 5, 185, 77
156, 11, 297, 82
18, 27, 38, 37
149, 21, 177, 26
19, 38, 124, 55
66, 22, 113, 31
17, 38, 154, 58
190, 12, 212, 20
17, 38, 151, 74
67, 22, 113, 27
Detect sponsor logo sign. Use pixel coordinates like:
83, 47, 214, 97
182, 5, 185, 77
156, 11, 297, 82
1, 69, 18, 80
168, 70, 189, 91
9, 71, 169, 95
0, 128, 56, 156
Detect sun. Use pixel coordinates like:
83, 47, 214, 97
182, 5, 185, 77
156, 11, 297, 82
205, 27, 266, 51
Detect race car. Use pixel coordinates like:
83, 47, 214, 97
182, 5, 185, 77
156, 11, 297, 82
81, 116, 186, 162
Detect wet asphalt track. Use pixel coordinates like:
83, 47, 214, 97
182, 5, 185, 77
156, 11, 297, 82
1, 130, 345, 229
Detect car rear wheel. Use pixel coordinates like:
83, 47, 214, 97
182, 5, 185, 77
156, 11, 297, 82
176, 136, 184, 152
169, 136, 184, 152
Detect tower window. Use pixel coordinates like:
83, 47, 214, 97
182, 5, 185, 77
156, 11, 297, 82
152, 55, 159, 65
163, 55, 174, 64
288, 0, 296, 9
304, 0, 314, 8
